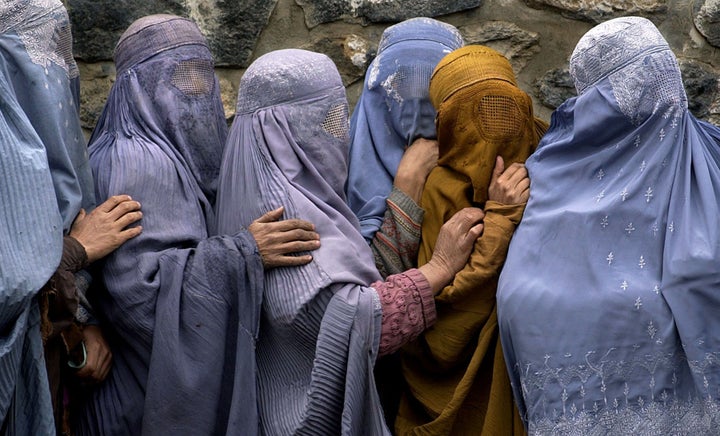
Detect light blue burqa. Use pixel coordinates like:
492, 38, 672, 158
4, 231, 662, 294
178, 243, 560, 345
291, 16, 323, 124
0, 0, 95, 233
0, 68, 62, 436
346, 18, 463, 241
498, 17, 720, 434
215, 49, 389, 435
0, 1, 89, 433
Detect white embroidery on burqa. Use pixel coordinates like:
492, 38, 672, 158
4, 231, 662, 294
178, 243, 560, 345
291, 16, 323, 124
570, 17, 686, 126
0, 0, 79, 79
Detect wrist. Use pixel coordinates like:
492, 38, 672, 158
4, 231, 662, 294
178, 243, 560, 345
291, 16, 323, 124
418, 258, 453, 294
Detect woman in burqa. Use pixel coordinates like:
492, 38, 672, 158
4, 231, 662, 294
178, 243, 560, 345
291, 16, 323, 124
214, 48, 484, 435
498, 17, 720, 434
347, 18, 463, 270
396, 45, 548, 435
77, 15, 319, 435
1, 1, 141, 433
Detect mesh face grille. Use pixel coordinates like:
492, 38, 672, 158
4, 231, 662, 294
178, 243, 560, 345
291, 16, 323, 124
57, 20, 78, 78
394, 64, 433, 100
477, 95, 521, 139
321, 103, 349, 139
171, 59, 215, 96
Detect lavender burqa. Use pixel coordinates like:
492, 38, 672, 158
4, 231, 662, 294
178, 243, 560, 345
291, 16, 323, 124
77, 15, 263, 435
215, 49, 390, 435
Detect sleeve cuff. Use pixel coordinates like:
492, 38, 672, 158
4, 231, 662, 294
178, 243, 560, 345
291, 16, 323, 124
405, 268, 437, 328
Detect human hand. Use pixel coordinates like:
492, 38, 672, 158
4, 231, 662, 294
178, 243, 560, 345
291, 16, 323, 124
248, 206, 320, 269
488, 156, 530, 205
75, 325, 112, 383
419, 207, 485, 293
69, 195, 143, 263
394, 137, 439, 203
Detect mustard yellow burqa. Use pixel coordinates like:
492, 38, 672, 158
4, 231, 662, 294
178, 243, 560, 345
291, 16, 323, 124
396, 46, 548, 436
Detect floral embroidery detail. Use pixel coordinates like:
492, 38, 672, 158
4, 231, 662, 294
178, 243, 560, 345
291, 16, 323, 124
595, 190, 605, 202
601, 216, 609, 228
620, 188, 629, 201
647, 321, 657, 339
625, 222, 636, 234
659, 128, 666, 141
596, 169, 605, 180
668, 221, 674, 232
651, 223, 659, 236
640, 160, 647, 172
645, 187, 653, 202
634, 297, 642, 310
607, 252, 614, 265
638, 255, 646, 269
621, 280, 629, 291
653, 284, 660, 294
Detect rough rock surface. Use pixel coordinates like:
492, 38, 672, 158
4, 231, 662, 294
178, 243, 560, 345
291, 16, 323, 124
524, 0, 667, 22
460, 21, 540, 74
301, 34, 374, 86
679, 58, 719, 121
535, 67, 575, 109
695, 0, 720, 47
67, 0, 277, 66
294, 0, 483, 28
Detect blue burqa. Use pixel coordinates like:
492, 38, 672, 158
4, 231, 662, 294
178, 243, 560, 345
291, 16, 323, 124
0, 1, 92, 433
0, 0, 95, 233
77, 15, 264, 435
0, 59, 62, 436
215, 49, 389, 435
346, 18, 463, 241
498, 17, 720, 434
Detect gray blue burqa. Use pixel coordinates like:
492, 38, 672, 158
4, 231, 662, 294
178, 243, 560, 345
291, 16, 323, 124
0, 0, 92, 433
346, 18, 463, 241
77, 15, 264, 435
0, 0, 95, 233
215, 49, 390, 435
0, 51, 62, 436
498, 17, 720, 434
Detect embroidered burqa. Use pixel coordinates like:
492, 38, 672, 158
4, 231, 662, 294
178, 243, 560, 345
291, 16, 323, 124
397, 46, 547, 436
215, 49, 389, 435
77, 15, 264, 435
0, 58, 62, 436
0, 1, 92, 433
498, 17, 720, 434
0, 0, 95, 233
346, 18, 463, 241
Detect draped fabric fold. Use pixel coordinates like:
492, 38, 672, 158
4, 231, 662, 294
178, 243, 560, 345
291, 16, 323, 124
498, 17, 720, 434
215, 48, 389, 435
397, 45, 547, 436
346, 18, 463, 241
76, 15, 264, 435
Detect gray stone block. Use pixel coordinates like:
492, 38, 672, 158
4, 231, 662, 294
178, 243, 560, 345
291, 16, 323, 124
460, 21, 540, 74
295, 0, 483, 28
535, 67, 575, 109
523, 0, 667, 23
67, 0, 277, 67
694, 0, 720, 47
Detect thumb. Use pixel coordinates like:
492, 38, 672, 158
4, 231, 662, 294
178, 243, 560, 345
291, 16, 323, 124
74, 208, 87, 223
491, 156, 505, 183
254, 206, 284, 224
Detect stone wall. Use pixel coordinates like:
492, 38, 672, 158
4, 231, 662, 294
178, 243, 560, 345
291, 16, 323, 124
66, 0, 720, 135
